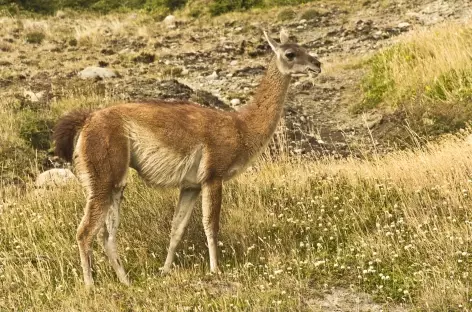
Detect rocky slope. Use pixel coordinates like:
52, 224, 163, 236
1, 0, 471, 174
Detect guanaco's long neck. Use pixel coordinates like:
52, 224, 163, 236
239, 57, 291, 156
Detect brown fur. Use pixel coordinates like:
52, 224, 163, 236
53, 32, 321, 287
53, 109, 91, 162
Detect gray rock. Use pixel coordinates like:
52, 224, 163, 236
207, 71, 218, 80
23, 90, 45, 102
363, 112, 383, 129
78, 66, 117, 79
230, 98, 241, 106
397, 22, 411, 30
35, 169, 76, 188
164, 15, 176, 29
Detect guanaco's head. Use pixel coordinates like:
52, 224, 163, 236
264, 29, 321, 76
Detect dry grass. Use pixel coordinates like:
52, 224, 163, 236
2, 135, 472, 310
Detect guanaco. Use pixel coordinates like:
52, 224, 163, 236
53, 29, 321, 287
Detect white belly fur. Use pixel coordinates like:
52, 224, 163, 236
127, 123, 202, 187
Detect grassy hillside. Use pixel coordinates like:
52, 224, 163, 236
357, 22, 472, 136
2, 1, 472, 310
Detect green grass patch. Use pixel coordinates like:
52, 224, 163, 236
355, 23, 472, 136
358, 24, 472, 111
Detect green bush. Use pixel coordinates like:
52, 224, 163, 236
360, 44, 417, 110
300, 8, 320, 20
277, 8, 296, 21
19, 110, 54, 150
25, 30, 46, 44
188, 6, 202, 18
2, 0, 187, 14
11, 0, 60, 13
209, 0, 262, 16
266, 0, 315, 5
3, 0, 316, 15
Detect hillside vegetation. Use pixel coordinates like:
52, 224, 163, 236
2, 0, 472, 310
358, 22, 472, 136
1, 0, 319, 16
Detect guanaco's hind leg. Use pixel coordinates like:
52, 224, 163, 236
75, 115, 130, 287
201, 179, 222, 273
102, 185, 129, 285
77, 196, 109, 288
161, 186, 201, 275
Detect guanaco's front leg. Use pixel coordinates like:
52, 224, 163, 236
162, 186, 201, 275
201, 179, 222, 273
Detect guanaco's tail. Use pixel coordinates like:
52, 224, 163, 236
53, 109, 91, 162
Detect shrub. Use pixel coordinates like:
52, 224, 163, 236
12, 0, 60, 13
300, 8, 320, 20
18, 110, 54, 150
277, 8, 296, 21
25, 30, 46, 44
266, 0, 315, 5
188, 7, 202, 18
209, 0, 262, 16
2, 0, 188, 14
68, 37, 78, 46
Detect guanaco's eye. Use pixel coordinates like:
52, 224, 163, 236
285, 51, 296, 60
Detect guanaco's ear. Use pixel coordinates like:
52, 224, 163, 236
280, 28, 289, 44
263, 30, 279, 53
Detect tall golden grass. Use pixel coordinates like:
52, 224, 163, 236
2, 135, 472, 310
